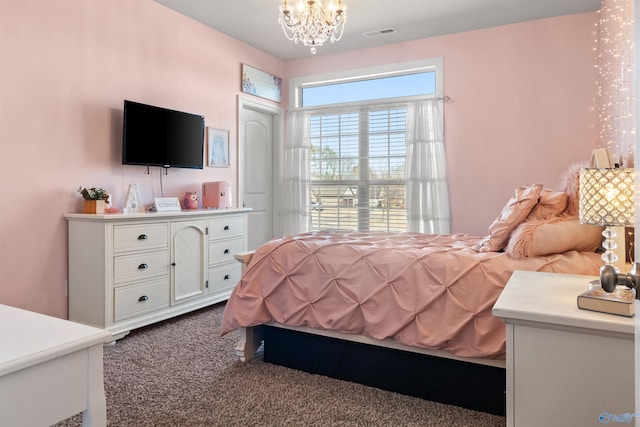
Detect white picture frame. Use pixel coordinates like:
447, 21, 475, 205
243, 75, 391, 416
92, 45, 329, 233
207, 127, 229, 168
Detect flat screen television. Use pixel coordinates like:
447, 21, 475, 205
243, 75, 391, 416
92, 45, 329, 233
122, 100, 205, 169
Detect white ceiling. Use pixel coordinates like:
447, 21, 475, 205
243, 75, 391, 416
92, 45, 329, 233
154, 0, 602, 62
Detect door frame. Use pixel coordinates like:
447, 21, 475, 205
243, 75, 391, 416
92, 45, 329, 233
237, 95, 285, 239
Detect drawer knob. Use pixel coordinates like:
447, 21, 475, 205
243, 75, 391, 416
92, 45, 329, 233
138, 234, 148, 240
223, 225, 230, 231
224, 274, 230, 280
138, 263, 148, 270
138, 295, 149, 302
224, 249, 230, 254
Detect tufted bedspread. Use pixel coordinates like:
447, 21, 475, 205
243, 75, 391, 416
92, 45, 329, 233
220, 230, 602, 359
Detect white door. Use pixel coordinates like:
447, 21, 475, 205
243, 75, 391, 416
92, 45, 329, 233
239, 107, 274, 251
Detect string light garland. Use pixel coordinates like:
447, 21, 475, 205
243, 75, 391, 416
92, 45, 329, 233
595, 0, 635, 166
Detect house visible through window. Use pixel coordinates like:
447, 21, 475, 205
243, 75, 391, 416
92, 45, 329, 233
290, 59, 442, 232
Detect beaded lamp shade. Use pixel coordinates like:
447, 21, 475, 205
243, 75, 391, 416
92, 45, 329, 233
579, 168, 635, 226
579, 168, 635, 268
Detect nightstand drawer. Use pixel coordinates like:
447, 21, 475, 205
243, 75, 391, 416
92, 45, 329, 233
113, 251, 168, 284
209, 239, 245, 266
208, 216, 245, 240
113, 223, 168, 253
114, 279, 170, 322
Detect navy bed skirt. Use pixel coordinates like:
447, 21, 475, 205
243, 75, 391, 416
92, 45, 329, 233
263, 325, 506, 416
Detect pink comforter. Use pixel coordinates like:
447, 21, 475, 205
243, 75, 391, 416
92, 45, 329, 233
221, 231, 602, 359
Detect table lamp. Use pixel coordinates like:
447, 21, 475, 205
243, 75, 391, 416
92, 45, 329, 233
579, 167, 639, 299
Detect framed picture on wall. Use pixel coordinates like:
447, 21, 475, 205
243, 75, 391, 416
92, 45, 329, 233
241, 64, 282, 103
207, 127, 229, 168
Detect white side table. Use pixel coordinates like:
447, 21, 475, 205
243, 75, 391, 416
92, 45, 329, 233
0, 304, 112, 426
493, 270, 635, 427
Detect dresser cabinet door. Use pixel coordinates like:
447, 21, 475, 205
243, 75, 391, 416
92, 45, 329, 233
170, 220, 207, 305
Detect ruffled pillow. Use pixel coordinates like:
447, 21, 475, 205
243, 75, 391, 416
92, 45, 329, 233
475, 184, 543, 252
527, 189, 567, 221
506, 217, 603, 260
559, 161, 589, 216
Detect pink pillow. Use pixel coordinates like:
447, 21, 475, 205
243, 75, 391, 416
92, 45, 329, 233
527, 189, 567, 221
559, 161, 589, 216
475, 184, 542, 252
506, 217, 603, 260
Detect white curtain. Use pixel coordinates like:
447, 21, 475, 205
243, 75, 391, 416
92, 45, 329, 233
279, 110, 311, 236
405, 99, 451, 234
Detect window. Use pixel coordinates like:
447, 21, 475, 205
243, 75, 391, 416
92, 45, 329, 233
310, 108, 408, 231
289, 59, 443, 233
302, 72, 436, 107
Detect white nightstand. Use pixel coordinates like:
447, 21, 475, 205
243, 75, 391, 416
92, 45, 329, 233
0, 304, 112, 426
493, 270, 635, 427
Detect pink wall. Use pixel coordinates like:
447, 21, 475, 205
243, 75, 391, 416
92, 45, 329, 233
0, 0, 284, 317
0, 1, 598, 319
286, 12, 599, 235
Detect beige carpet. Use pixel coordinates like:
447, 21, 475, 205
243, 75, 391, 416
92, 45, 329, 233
55, 303, 506, 426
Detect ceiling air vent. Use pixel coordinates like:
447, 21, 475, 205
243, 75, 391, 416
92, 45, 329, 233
363, 27, 398, 38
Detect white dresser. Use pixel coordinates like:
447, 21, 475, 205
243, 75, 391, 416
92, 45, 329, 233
493, 270, 635, 427
66, 208, 250, 340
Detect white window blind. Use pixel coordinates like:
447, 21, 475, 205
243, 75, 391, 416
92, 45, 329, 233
286, 58, 446, 235
310, 106, 407, 232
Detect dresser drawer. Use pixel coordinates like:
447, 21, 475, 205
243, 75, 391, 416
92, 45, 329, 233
209, 239, 245, 267
113, 251, 168, 284
114, 279, 170, 322
209, 263, 241, 293
113, 223, 168, 253
208, 216, 245, 240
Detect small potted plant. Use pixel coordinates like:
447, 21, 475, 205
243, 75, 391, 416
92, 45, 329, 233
77, 186, 108, 214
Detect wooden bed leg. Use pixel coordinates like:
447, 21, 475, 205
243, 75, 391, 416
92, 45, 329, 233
235, 326, 264, 362
233, 251, 260, 361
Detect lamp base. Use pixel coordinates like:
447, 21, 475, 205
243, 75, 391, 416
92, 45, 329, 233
599, 262, 640, 300
600, 226, 619, 266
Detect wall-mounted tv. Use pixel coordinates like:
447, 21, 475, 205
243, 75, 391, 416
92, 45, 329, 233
122, 100, 205, 169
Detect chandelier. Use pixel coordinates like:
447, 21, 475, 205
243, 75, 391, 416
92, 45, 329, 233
278, 0, 347, 55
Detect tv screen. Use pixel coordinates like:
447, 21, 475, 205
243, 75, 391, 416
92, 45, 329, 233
122, 100, 205, 169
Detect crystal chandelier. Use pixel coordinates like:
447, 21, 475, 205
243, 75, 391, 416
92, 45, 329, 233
278, 0, 347, 55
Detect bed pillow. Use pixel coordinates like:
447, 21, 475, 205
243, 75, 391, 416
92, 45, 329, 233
475, 184, 542, 252
559, 161, 589, 216
527, 189, 567, 221
506, 217, 603, 260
